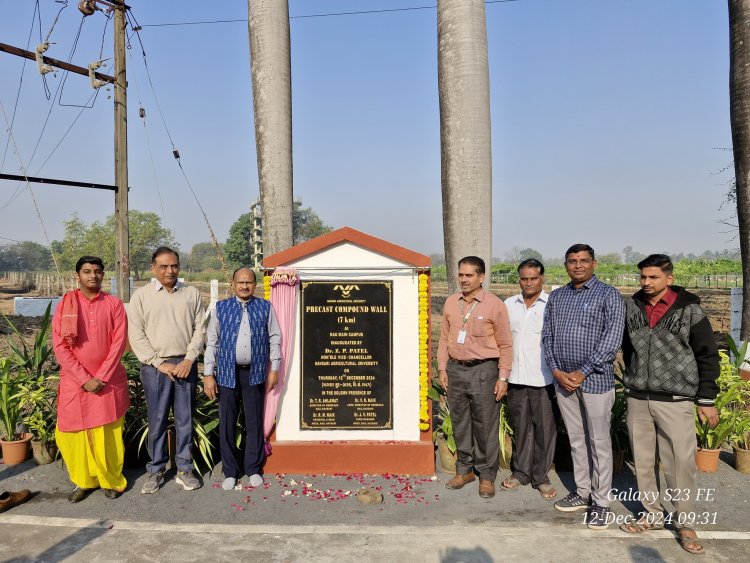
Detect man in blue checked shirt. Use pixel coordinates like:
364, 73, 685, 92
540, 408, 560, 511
542, 243, 625, 530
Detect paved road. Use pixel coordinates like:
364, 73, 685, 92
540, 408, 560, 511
1, 454, 748, 562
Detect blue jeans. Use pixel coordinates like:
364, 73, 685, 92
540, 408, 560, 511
140, 359, 197, 474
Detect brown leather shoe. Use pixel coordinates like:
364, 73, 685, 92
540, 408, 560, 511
479, 479, 496, 498
445, 472, 476, 490
0, 489, 32, 513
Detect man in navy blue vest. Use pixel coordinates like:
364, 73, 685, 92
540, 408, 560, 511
203, 268, 281, 490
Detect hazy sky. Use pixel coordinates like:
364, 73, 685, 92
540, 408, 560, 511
0, 0, 736, 260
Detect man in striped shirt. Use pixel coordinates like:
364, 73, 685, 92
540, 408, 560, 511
542, 244, 625, 529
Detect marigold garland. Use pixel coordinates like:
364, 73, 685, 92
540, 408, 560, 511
418, 273, 430, 431
263, 273, 271, 300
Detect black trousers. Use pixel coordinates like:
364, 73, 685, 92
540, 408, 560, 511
218, 366, 266, 479
507, 383, 557, 487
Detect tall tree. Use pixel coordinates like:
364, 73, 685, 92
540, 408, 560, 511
729, 0, 750, 339
225, 203, 332, 267
225, 213, 253, 267
437, 0, 493, 293
0, 241, 52, 271
292, 201, 333, 245
53, 211, 176, 280
248, 0, 294, 255
187, 242, 224, 272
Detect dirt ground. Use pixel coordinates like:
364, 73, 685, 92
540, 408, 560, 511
0, 278, 733, 359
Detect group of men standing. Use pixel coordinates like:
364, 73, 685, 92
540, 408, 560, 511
50, 248, 278, 503
438, 245, 719, 555
1, 243, 720, 556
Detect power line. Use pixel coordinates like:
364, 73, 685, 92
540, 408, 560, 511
0, 98, 61, 275
0, 1, 40, 173
139, 0, 520, 27
127, 9, 229, 280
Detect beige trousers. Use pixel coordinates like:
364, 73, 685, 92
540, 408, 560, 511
626, 397, 698, 527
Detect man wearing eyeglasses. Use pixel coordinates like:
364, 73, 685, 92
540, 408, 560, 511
128, 246, 206, 494
542, 244, 625, 529
202, 268, 280, 491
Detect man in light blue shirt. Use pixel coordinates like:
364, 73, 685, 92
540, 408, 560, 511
203, 268, 281, 490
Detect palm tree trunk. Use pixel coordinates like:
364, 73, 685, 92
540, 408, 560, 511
438, 0, 493, 293
248, 0, 294, 256
729, 0, 750, 339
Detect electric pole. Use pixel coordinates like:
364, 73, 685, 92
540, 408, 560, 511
113, 1, 130, 302
0, 0, 131, 301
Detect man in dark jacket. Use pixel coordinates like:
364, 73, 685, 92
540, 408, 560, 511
620, 254, 719, 556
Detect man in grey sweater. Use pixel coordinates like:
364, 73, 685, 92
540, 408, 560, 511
128, 247, 206, 494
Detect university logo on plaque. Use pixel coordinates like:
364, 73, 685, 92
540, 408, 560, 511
300, 280, 393, 429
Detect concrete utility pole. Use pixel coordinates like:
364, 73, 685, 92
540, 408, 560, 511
113, 1, 130, 302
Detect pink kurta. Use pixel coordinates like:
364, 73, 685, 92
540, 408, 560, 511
52, 290, 130, 432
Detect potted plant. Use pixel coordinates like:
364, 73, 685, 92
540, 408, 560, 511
498, 397, 513, 469
0, 357, 32, 464
726, 338, 750, 474
428, 376, 456, 474
4, 304, 58, 464
122, 351, 150, 468
695, 350, 745, 472
732, 426, 750, 474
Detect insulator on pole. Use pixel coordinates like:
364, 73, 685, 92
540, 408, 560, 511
35, 43, 55, 75
78, 1, 97, 16
88, 59, 108, 89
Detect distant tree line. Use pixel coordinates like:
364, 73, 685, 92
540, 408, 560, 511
0, 202, 332, 277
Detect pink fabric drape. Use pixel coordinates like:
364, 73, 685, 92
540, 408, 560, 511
264, 269, 299, 439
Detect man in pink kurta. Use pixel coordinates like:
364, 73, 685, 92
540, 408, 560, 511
52, 256, 129, 503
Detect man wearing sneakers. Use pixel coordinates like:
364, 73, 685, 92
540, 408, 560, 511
129, 247, 206, 494
542, 244, 625, 529
620, 255, 719, 555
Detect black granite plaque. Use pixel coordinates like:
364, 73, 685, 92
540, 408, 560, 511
301, 280, 392, 429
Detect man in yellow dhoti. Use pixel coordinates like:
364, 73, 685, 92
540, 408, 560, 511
52, 256, 130, 503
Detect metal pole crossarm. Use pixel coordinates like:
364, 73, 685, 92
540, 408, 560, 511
0, 173, 127, 192
0, 42, 116, 83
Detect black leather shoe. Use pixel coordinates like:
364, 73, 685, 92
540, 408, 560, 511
68, 487, 97, 503
103, 488, 122, 499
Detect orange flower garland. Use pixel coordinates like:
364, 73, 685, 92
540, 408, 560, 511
418, 273, 430, 431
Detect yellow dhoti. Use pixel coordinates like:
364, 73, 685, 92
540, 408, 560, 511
56, 417, 127, 491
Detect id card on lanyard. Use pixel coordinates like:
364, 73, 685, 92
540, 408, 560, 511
457, 299, 478, 344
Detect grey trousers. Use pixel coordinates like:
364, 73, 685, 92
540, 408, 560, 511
447, 359, 500, 481
507, 383, 557, 487
626, 397, 698, 527
556, 387, 615, 507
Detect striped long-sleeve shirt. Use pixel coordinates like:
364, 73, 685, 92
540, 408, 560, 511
541, 275, 625, 394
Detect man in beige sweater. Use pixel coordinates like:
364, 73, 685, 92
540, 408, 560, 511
128, 247, 206, 494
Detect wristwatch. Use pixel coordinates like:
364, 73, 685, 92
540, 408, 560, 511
499, 377, 508, 383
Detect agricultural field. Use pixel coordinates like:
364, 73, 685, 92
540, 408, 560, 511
1, 277, 732, 360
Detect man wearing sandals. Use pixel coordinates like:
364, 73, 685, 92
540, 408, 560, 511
501, 259, 557, 500
542, 244, 625, 529
620, 254, 719, 555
